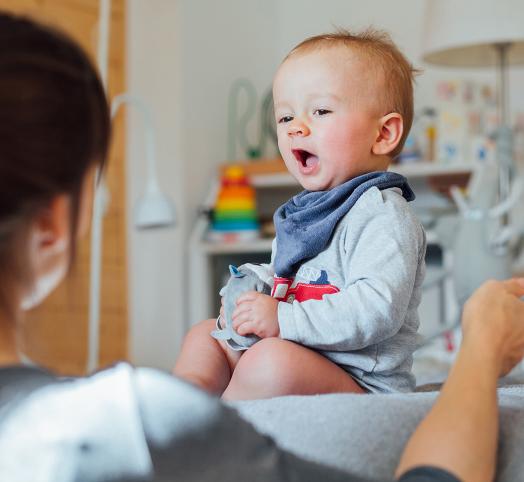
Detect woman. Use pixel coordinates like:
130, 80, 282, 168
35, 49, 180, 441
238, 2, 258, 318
0, 11, 523, 482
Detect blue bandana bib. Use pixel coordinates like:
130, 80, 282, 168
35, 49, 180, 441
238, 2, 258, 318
273, 171, 415, 278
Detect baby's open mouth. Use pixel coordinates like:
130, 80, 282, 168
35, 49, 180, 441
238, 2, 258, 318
292, 149, 318, 169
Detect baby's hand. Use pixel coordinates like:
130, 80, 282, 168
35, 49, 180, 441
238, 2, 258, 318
232, 292, 279, 338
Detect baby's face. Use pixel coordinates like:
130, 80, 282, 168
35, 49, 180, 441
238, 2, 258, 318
273, 47, 387, 191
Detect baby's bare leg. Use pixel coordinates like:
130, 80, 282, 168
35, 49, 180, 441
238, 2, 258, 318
173, 318, 242, 395
222, 338, 365, 401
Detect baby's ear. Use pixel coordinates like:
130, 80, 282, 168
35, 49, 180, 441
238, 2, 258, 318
372, 113, 403, 156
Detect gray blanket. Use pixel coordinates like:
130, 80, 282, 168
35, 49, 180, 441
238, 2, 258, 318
232, 385, 524, 482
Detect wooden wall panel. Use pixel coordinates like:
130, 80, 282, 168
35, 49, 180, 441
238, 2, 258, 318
0, 0, 128, 374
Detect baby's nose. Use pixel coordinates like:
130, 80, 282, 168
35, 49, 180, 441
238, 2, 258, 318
287, 121, 310, 137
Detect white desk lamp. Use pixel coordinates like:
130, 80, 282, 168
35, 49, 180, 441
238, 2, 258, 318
111, 93, 176, 230
88, 0, 175, 372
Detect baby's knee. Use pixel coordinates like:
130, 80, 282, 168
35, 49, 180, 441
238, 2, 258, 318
232, 338, 297, 391
183, 318, 216, 343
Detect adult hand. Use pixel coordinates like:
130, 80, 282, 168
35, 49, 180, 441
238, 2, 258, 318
461, 278, 524, 377
397, 278, 524, 482
232, 292, 280, 338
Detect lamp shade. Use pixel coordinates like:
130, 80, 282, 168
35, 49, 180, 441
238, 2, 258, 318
423, 0, 524, 67
135, 185, 176, 230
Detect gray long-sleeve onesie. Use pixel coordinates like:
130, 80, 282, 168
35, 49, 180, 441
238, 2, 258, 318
253, 186, 426, 393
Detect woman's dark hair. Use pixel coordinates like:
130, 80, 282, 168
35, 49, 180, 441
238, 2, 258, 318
0, 12, 110, 315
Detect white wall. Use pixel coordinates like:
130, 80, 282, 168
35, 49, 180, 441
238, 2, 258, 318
126, 0, 524, 369
126, 0, 186, 369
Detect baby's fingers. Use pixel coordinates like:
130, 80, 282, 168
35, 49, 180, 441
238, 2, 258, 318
232, 307, 252, 329
236, 291, 259, 305
236, 321, 256, 336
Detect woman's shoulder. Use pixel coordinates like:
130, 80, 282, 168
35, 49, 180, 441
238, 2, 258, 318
0, 361, 220, 429
0, 363, 153, 480
0, 364, 56, 409
0, 362, 130, 403
0, 363, 226, 481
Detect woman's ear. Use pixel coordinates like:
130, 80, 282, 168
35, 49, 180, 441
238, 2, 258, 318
20, 195, 71, 310
29, 166, 95, 284
372, 113, 404, 156
33, 195, 70, 255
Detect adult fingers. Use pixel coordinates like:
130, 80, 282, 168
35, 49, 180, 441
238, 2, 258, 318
502, 278, 524, 298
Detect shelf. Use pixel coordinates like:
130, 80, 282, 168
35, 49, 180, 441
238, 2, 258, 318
199, 229, 440, 255
199, 237, 273, 254
250, 161, 477, 188
251, 172, 298, 187
392, 161, 476, 177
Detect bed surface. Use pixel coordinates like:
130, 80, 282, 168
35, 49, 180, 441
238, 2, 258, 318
231, 331, 524, 482
232, 385, 524, 482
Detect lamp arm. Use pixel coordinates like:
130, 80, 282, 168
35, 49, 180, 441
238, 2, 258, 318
111, 93, 160, 191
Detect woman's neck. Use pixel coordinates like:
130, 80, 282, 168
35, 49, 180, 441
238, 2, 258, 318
0, 310, 20, 365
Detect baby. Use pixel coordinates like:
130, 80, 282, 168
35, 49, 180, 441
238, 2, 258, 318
174, 29, 426, 400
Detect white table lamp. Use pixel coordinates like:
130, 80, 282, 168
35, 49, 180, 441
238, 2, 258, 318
421, 0, 524, 322
422, 0, 524, 68
422, 0, 524, 202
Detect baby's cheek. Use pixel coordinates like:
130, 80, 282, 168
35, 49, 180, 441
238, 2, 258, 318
322, 124, 357, 154
277, 134, 286, 153
339, 120, 372, 150
277, 138, 293, 164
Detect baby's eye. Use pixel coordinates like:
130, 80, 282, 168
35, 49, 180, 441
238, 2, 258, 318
314, 109, 332, 116
278, 115, 294, 124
